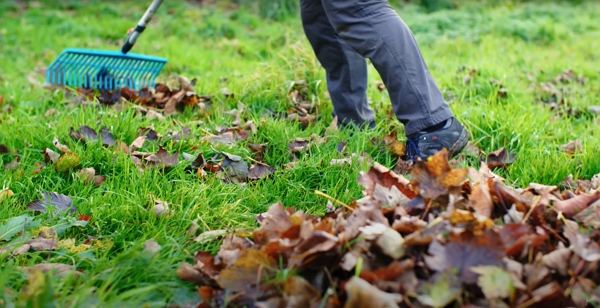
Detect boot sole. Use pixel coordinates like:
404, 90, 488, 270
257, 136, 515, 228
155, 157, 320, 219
448, 126, 470, 159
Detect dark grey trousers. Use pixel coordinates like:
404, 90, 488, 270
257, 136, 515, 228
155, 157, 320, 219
300, 0, 454, 136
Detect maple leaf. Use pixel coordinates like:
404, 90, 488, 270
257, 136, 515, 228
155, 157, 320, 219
424, 230, 505, 284
410, 148, 468, 200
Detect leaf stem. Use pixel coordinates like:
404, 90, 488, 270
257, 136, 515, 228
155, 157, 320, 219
314, 190, 352, 211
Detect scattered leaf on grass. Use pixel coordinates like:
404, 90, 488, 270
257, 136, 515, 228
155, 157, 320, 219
0, 189, 14, 202
76, 167, 106, 187
143, 239, 161, 256
0, 144, 9, 154
484, 147, 515, 169
27, 192, 76, 214
52, 137, 71, 153
221, 152, 249, 182
154, 199, 171, 217
55, 152, 80, 172
43, 148, 60, 163
560, 139, 583, 155
145, 146, 179, 168
69, 126, 98, 143
4, 156, 20, 171
288, 138, 310, 153
248, 162, 275, 180
20, 263, 78, 278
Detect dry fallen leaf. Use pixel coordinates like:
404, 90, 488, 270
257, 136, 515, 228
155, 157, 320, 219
26, 192, 76, 214
484, 147, 515, 170
344, 276, 403, 308
76, 167, 106, 187
410, 149, 468, 200
560, 139, 583, 155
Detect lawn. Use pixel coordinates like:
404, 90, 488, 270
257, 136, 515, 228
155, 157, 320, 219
1, 0, 600, 307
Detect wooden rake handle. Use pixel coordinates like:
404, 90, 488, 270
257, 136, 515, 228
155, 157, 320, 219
121, 0, 165, 54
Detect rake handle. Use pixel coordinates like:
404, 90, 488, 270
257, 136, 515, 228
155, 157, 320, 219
121, 0, 165, 54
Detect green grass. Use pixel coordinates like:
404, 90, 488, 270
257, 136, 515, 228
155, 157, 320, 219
1, 0, 599, 306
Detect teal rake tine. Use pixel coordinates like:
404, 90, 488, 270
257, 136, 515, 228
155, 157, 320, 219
45, 0, 167, 91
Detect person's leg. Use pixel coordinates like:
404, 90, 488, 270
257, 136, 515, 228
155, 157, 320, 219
300, 0, 375, 129
320, 0, 468, 159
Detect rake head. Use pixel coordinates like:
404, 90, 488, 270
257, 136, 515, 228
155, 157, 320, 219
46, 48, 167, 91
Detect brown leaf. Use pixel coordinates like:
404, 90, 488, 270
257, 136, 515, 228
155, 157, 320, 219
499, 224, 548, 257
52, 137, 71, 153
4, 156, 20, 171
0, 144, 10, 154
69, 125, 98, 143
424, 230, 505, 284
216, 249, 277, 292
137, 126, 159, 141
282, 275, 322, 308
248, 163, 275, 180
164, 90, 186, 115
288, 138, 310, 153
130, 136, 146, 150
521, 281, 572, 307
145, 146, 179, 168
76, 168, 106, 187
469, 181, 493, 218
26, 192, 76, 214
358, 162, 415, 201
382, 130, 406, 157
541, 248, 572, 276
20, 263, 78, 277
572, 200, 600, 229
553, 190, 600, 217
42, 148, 60, 164
560, 139, 583, 155
563, 223, 600, 262
253, 202, 295, 245
343, 276, 403, 308
27, 237, 57, 251
484, 147, 515, 169
215, 234, 253, 267
410, 149, 468, 200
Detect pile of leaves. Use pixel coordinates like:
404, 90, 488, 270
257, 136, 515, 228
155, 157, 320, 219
178, 149, 600, 308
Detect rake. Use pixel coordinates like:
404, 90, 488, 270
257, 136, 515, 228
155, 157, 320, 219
46, 0, 167, 91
